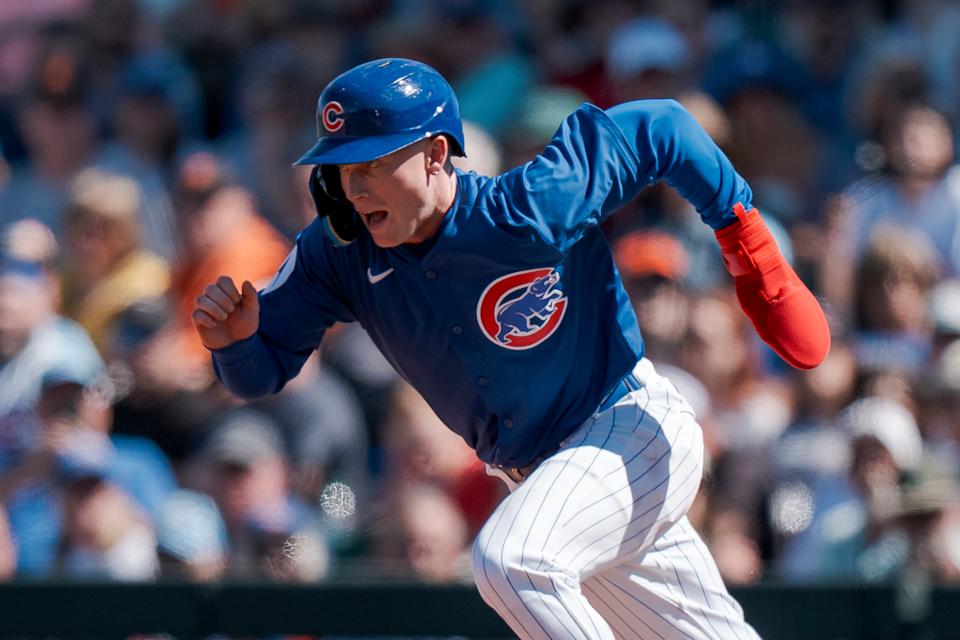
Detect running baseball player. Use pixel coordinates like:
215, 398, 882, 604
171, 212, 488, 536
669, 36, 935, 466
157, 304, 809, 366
193, 58, 830, 639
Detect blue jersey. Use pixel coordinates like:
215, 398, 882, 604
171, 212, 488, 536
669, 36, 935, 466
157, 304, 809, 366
212, 99, 752, 467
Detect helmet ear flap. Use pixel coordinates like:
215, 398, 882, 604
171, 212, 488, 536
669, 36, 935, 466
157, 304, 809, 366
319, 164, 348, 201
308, 165, 362, 246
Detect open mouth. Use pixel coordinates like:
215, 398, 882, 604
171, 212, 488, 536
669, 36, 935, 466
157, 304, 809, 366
363, 210, 388, 229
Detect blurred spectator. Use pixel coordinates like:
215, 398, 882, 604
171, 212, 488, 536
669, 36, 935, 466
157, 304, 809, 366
501, 85, 587, 169
379, 383, 505, 541
370, 383, 503, 582
919, 339, 960, 470
156, 490, 228, 582
833, 104, 960, 280
900, 2, 960, 125
678, 291, 793, 579
0, 4, 89, 106
0, 254, 102, 466
96, 50, 204, 260
146, 152, 289, 389
321, 323, 402, 467
432, 0, 536, 138
760, 343, 859, 572
107, 298, 217, 461
187, 408, 328, 582
705, 41, 826, 221
772, 343, 859, 484
848, 32, 933, 141
60, 169, 170, 355
531, 0, 642, 106
217, 42, 317, 238
775, 0, 879, 140
646, 0, 719, 75
164, 0, 250, 139
892, 459, 960, 583
612, 230, 690, 364
928, 279, 960, 359
0, 76, 97, 233
451, 120, 502, 177
385, 483, 473, 583
1, 218, 59, 266
78, 0, 155, 129
777, 396, 924, 582
852, 227, 939, 376
57, 445, 158, 581
604, 16, 693, 103
679, 291, 793, 453
0, 504, 15, 580
706, 509, 764, 586
253, 360, 369, 532
1, 360, 175, 576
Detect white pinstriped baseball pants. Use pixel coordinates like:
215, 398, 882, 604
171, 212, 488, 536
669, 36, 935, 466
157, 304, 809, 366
474, 359, 761, 640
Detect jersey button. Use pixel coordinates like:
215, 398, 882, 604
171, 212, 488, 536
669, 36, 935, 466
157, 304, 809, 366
478, 376, 488, 386
503, 418, 513, 429
425, 269, 437, 279
452, 325, 463, 335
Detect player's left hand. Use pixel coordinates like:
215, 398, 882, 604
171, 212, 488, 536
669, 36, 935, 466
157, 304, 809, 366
192, 276, 260, 350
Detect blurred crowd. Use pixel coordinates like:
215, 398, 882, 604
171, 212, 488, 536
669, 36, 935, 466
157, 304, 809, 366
1, 0, 960, 591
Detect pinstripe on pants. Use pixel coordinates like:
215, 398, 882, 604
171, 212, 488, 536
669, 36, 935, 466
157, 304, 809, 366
473, 359, 762, 640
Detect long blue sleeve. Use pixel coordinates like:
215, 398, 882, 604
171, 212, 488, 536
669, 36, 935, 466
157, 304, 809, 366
210, 219, 355, 400
211, 333, 288, 400
491, 100, 753, 253
606, 99, 753, 229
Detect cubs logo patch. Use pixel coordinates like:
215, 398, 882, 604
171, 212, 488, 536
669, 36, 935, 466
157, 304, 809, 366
320, 101, 345, 133
477, 268, 567, 350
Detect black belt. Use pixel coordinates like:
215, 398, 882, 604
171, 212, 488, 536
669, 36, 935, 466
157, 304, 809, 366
493, 371, 642, 484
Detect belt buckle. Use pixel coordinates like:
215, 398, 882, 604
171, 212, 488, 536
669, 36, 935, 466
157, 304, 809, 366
501, 466, 526, 484
496, 457, 542, 484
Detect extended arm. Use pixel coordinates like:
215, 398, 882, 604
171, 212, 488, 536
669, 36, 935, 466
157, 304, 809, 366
610, 100, 830, 368
495, 99, 830, 368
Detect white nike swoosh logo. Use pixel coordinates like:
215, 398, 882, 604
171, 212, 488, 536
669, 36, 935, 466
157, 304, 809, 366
367, 267, 394, 284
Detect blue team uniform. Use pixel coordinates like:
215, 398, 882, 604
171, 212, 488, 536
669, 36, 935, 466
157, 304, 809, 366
212, 99, 752, 469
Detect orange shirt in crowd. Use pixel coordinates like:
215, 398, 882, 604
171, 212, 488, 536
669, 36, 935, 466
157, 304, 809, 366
170, 213, 290, 366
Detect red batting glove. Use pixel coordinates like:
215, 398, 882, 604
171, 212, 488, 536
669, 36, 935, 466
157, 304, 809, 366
715, 204, 831, 369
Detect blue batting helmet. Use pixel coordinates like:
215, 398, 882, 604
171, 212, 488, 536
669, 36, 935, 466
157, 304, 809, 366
294, 58, 466, 166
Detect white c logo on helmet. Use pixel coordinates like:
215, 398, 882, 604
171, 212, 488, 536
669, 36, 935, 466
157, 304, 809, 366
321, 101, 345, 133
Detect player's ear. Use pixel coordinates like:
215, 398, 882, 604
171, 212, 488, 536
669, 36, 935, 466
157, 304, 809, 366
425, 135, 449, 175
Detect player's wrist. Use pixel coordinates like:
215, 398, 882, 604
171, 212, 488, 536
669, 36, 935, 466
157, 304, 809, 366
715, 204, 785, 278
207, 331, 258, 359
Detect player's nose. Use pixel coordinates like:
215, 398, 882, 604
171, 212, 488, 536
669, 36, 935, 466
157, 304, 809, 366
339, 167, 369, 203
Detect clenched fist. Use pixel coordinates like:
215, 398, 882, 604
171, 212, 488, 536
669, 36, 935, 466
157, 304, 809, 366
192, 276, 259, 350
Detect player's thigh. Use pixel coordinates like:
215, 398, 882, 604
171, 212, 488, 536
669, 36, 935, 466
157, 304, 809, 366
556, 390, 704, 576
475, 382, 704, 578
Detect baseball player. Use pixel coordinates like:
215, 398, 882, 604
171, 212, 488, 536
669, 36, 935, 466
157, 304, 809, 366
193, 59, 830, 639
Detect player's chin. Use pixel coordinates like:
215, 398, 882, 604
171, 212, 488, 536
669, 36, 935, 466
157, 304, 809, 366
370, 235, 401, 248
366, 225, 403, 248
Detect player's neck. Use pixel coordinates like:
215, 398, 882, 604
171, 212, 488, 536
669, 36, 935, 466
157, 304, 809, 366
436, 167, 458, 217
407, 170, 458, 244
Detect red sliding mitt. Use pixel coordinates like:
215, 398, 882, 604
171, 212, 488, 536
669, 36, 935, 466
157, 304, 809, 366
715, 204, 830, 369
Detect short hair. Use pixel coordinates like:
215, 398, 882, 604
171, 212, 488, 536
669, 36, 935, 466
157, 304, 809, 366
856, 226, 940, 291
65, 169, 143, 250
